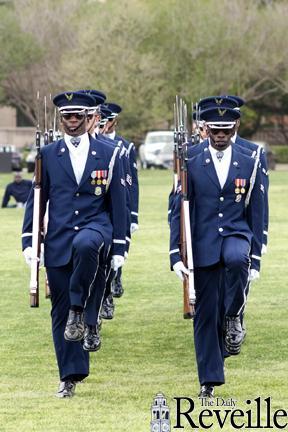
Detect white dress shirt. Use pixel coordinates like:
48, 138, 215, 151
209, 143, 232, 189
64, 132, 90, 185
231, 132, 237, 143
105, 130, 116, 140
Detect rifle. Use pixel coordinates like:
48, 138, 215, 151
191, 102, 200, 145
48, 94, 54, 143
174, 96, 196, 319
43, 96, 51, 299
30, 92, 42, 307
173, 102, 180, 193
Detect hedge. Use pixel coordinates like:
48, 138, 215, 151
272, 145, 288, 164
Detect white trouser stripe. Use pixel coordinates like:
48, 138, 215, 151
84, 242, 104, 310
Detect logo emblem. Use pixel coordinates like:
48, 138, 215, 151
65, 93, 73, 101
150, 393, 170, 432
215, 98, 223, 105
218, 108, 227, 116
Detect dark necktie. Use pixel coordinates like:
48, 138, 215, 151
216, 151, 224, 162
70, 137, 81, 148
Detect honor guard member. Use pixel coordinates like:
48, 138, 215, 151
189, 95, 269, 259
169, 107, 264, 398
224, 95, 269, 255
77, 89, 107, 139
185, 96, 268, 339
97, 104, 132, 320
22, 91, 127, 397
81, 100, 131, 322
102, 102, 139, 298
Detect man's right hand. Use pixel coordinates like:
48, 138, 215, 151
23, 245, 44, 267
173, 261, 189, 281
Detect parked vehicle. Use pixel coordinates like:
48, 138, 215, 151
11, 150, 22, 171
26, 147, 37, 173
0, 146, 22, 171
139, 131, 174, 169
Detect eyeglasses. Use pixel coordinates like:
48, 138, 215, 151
61, 113, 86, 120
209, 128, 233, 135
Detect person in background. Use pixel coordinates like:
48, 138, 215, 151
1, 172, 32, 208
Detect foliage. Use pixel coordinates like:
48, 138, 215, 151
272, 145, 288, 163
0, 0, 288, 141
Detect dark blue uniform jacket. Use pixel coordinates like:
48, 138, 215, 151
22, 135, 127, 267
170, 146, 264, 271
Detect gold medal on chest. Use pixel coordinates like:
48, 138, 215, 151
97, 179, 102, 185
240, 187, 246, 194
235, 188, 240, 194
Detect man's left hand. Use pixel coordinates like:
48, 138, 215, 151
249, 269, 260, 282
111, 255, 125, 271
130, 223, 139, 234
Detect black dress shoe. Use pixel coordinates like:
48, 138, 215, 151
83, 325, 101, 352
64, 309, 85, 341
55, 380, 76, 398
198, 385, 214, 398
112, 279, 124, 298
100, 295, 115, 320
224, 316, 243, 355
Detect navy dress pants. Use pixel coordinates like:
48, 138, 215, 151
70, 229, 106, 308
193, 235, 250, 386
46, 229, 110, 380
46, 263, 89, 382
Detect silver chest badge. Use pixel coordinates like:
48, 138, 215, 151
95, 186, 102, 196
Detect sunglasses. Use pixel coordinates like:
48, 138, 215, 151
61, 112, 86, 120
209, 128, 233, 135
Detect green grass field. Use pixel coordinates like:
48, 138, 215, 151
0, 169, 287, 432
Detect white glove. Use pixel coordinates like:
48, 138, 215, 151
23, 244, 44, 267
130, 223, 139, 234
261, 244, 267, 255
173, 261, 189, 281
111, 255, 125, 271
249, 269, 260, 282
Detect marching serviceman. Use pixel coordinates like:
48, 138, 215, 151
226, 95, 269, 255
170, 107, 264, 398
183, 96, 269, 339
22, 91, 127, 398
102, 102, 139, 298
